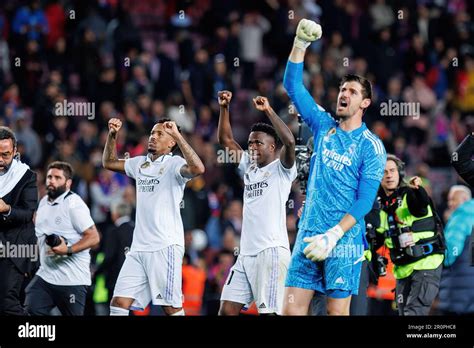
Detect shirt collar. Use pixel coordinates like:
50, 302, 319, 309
146, 153, 173, 164
47, 190, 71, 205
338, 122, 367, 136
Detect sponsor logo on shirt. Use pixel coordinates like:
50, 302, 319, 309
322, 148, 352, 171
244, 180, 268, 199
137, 178, 160, 192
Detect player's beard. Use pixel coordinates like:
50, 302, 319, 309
334, 112, 352, 122
0, 159, 13, 176
47, 183, 67, 199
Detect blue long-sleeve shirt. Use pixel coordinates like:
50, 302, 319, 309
283, 61, 386, 237
444, 199, 474, 266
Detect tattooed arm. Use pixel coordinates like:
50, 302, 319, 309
163, 121, 205, 178
102, 118, 126, 174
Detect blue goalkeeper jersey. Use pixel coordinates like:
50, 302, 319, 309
284, 61, 387, 238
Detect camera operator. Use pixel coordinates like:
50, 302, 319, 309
374, 154, 444, 316
25, 161, 100, 315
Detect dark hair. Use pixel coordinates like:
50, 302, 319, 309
0, 126, 17, 149
156, 118, 182, 133
250, 122, 281, 147
155, 118, 181, 152
47, 161, 74, 180
386, 154, 407, 186
340, 74, 373, 101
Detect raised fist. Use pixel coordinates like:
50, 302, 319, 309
218, 90, 233, 107
108, 118, 122, 134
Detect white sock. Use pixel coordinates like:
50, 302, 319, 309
170, 309, 185, 316
110, 306, 129, 316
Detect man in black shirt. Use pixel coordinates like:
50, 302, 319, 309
452, 132, 474, 187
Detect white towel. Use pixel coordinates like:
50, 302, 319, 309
0, 159, 30, 198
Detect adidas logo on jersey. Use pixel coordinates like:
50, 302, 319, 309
259, 303, 266, 309
335, 277, 345, 284
156, 294, 163, 299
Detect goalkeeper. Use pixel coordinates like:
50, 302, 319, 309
282, 19, 387, 315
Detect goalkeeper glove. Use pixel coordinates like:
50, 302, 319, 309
303, 225, 344, 262
294, 18, 322, 50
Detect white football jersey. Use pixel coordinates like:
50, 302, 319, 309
125, 154, 190, 251
238, 151, 297, 255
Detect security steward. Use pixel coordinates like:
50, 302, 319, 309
375, 154, 444, 316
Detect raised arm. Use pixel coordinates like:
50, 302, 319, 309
163, 121, 205, 179
102, 118, 126, 174
253, 96, 295, 168
283, 19, 331, 133
217, 90, 243, 163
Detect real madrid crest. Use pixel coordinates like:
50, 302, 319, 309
140, 161, 151, 169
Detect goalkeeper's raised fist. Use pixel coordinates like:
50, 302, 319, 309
294, 19, 322, 50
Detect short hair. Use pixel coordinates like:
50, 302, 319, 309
250, 122, 281, 147
449, 185, 472, 200
0, 126, 17, 149
47, 161, 74, 180
340, 74, 373, 101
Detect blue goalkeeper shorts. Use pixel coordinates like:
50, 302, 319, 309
285, 228, 364, 297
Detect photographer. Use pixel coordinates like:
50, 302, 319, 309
25, 161, 100, 315
374, 155, 444, 316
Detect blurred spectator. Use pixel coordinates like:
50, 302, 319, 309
13, 111, 42, 167
182, 254, 206, 315
124, 63, 153, 101
12, 0, 48, 46
239, 12, 270, 89
369, 0, 395, 32
438, 185, 474, 314
97, 201, 134, 310
90, 168, 127, 225
455, 54, 474, 113
44, 0, 65, 50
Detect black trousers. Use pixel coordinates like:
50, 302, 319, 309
0, 258, 29, 315
396, 264, 442, 316
25, 275, 88, 316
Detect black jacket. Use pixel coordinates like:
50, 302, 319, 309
452, 133, 474, 187
97, 220, 134, 293
0, 169, 38, 274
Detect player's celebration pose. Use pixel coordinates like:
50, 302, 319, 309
283, 19, 387, 315
217, 91, 297, 315
103, 118, 205, 316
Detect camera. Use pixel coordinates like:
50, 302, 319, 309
295, 115, 313, 194
45, 234, 64, 247
295, 144, 312, 194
